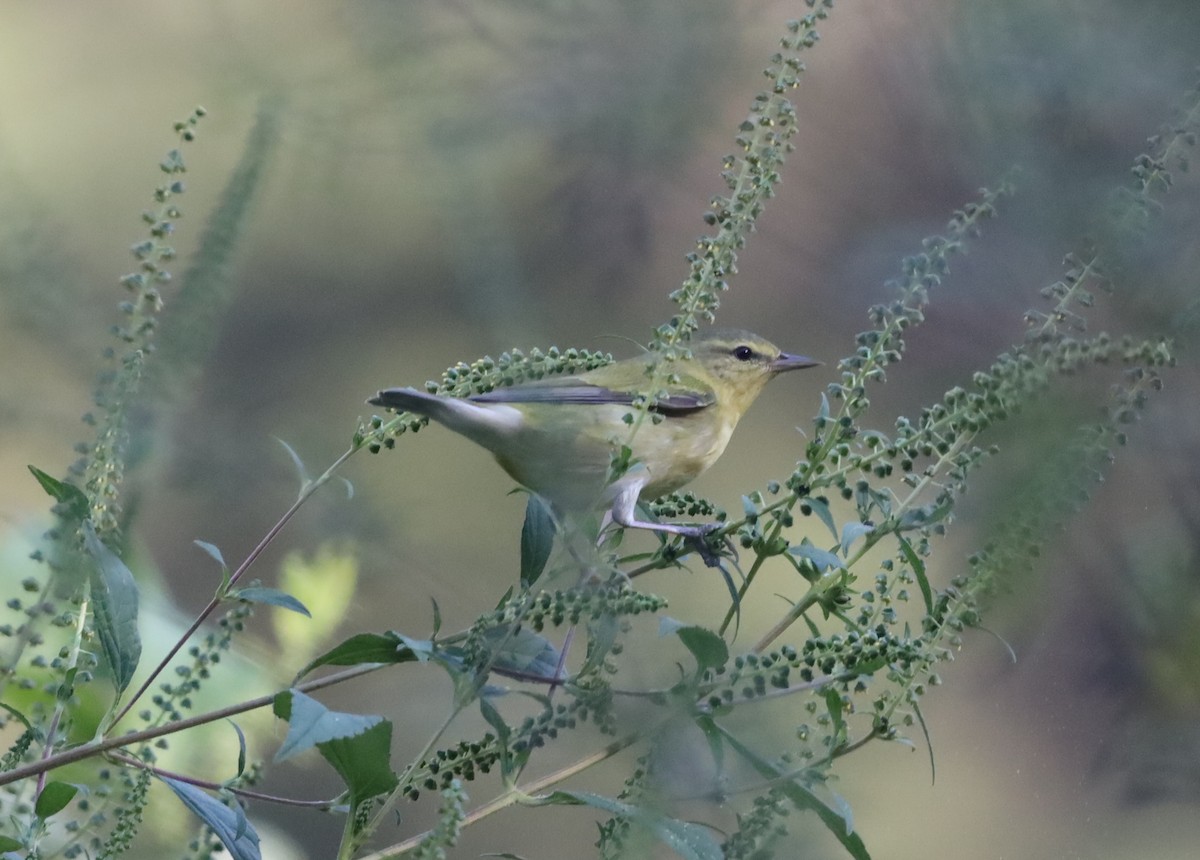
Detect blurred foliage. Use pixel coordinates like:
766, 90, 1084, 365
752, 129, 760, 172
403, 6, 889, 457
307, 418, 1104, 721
1, 1, 1200, 858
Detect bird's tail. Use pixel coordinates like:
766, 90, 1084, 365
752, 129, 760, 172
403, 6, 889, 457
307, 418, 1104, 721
367, 387, 521, 445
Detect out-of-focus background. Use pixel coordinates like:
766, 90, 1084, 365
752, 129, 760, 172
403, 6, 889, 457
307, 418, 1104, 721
2, 1, 1199, 857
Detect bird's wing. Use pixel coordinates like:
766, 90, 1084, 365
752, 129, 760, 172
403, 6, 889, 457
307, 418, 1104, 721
470, 376, 715, 415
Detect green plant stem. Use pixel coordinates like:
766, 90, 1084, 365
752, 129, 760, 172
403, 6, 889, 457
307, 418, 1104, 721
109, 444, 360, 730
717, 516, 786, 636
107, 751, 338, 809
359, 733, 641, 860
0, 663, 380, 789
350, 706, 464, 858
34, 589, 92, 799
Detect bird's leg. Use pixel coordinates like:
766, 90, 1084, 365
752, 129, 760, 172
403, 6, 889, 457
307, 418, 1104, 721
609, 478, 727, 567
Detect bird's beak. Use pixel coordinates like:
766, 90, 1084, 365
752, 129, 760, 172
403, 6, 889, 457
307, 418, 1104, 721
771, 352, 822, 373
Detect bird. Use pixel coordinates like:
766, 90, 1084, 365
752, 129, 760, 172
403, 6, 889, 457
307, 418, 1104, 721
368, 329, 818, 541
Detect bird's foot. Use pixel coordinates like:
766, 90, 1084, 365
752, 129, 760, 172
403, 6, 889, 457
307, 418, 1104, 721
680, 524, 736, 568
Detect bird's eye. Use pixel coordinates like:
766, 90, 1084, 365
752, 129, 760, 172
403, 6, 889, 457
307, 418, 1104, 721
733, 345, 755, 361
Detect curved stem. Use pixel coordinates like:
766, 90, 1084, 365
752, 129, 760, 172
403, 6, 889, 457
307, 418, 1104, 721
358, 733, 640, 860
111, 445, 360, 730
108, 751, 339, 809
0, 663, 380, 789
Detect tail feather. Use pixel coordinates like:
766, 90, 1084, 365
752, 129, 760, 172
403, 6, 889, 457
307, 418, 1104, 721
367, 386, 523, 443
368, 387, 437, 412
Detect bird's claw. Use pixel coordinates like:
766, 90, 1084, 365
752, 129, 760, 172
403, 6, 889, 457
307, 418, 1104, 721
681, 524, 736, 568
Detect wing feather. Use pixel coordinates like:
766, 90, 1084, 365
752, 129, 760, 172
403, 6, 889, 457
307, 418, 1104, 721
470, 379, 714, 414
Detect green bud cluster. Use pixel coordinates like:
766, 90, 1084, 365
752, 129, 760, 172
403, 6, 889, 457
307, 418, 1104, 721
402, 738, 499, 801
358, 345, 614, 452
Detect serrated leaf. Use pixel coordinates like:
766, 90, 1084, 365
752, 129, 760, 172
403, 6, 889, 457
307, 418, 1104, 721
660, 619, 727, 672
272, 689, 383, 762
317, 718, 398, 804
531, 791, 723, 860
28, 465, 90, 523
520, 494, 555, 587
232, 586, 311, 617
35, 782, 79, 819
163, 778, 261, 860
896, 537, 934, 618
839, 521, 874, 555
804, 496, 838, 541
82, 521, 141, 695
789, 540, 844, 573
293, 632, 425, 682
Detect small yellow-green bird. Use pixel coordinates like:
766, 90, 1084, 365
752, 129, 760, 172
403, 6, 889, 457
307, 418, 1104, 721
368, 329, 818, 539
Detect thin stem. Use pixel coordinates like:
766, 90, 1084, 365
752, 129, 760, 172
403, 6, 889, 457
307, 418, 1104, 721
111, 445, 359, 729
35, 591, 91, 798
717, 517, 785, 636
359, 733, 640, 860
107, 751, 339, 809
0, 663, 380, 789
352, 706, 464, 857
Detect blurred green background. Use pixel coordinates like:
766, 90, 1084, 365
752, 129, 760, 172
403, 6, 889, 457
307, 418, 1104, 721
2, 1, 1199, 857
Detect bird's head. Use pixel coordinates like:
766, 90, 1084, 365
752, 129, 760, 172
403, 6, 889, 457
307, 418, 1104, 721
686, 329, 820, 414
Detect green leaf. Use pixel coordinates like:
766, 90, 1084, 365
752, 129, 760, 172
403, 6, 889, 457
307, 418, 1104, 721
580, 613, 619, 675
273, 689, 383, 762
35, 781, 79, 818
163, 778, 261, 860
272, 691, 397, 806
839, 521, 874, 555
193, 539, 227, 569
478, 696, 511, 748
317, 718, 399, 804
718, 727, 872, 860
228, 720, 248, 782
275, 436, 311, 487
28, 465, 89, 523
82, 521, 141, 695
520, 494, 556, 587
660, 619, 728, 671
0, 835, 23, 852
694, 714, 725, 774
896, 536, 934, 618
912, 700, 936, 785
231, 586, 311, 617
530, 791, 723, 860
484, 627, 561, 680
823, 688, 846, 745
0, 702, 33, 731
293, 631, 425, 682
804, 496, 838, 541
789, 540, 844, 573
